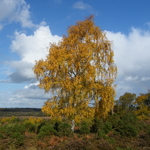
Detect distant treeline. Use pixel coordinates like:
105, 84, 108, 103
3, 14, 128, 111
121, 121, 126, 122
0, 108, 47, 117
0, 108, 41, 112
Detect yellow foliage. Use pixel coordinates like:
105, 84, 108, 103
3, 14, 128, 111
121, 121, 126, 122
1, 116, 17, 123
24, 117, 43, 124
33, 16, 117, 121
134, 94, 150, 120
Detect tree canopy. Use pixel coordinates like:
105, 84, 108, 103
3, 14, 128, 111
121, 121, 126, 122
33, 16, 117, 121
134, 92, 150, 120
119, 92, 136, 111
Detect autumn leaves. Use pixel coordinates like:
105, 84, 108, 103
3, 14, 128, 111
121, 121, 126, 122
33, 16, 117, 121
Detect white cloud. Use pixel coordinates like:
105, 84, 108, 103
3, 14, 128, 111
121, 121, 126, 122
24, 82, 39, 89
106, 28, 150, 78
73, 1, 92, 10
141, 77, 150, 81
9, 25, 61, 82
7, 86, 53, 108
106, 28, 150, 97
0, 0, 35, 28
11, 26, 60, 63
125, 76, 138, 81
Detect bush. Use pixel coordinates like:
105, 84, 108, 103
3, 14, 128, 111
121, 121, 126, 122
0, 133, 4, 139
91, 118, 113, 135
79, 121, 90, 134
0, 116, 20, 124
90, 118, 103, 133
107, 113, 120, 128
38, 124, 58, 138
24, 122, 36, 133
116, 120, 138, 137
103, 122, 112, 134
97, 130, 106, 139
54, 121, 72, 136
1, 123, 25, 146
108, 113, 139, 137
11, 132, 25, 146
3, 123, 25, 137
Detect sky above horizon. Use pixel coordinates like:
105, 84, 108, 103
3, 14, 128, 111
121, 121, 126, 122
1, 0, 150, 108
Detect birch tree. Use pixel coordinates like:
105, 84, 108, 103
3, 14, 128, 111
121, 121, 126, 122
33, 16, 117, 124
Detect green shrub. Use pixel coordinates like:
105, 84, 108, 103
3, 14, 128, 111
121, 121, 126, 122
36, 121, 46, 134
116, 120, 138, 137
12, 124, 25, 134
54, 121, 72, 136
107, 113, 120, 128
79, 121, 90, 134
0, 133, 4, 139
108, 113, 139, 137
90, 118, 103, 133
3, 123, 25, 137
97, 130, 106, 139
24, 122, 36, 133
91, 118, 112, 135
103, 122, 112, 134
38, 124, 58, 138
11, 132, 25, 146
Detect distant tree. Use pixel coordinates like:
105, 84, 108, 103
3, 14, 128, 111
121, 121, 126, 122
134, 92, 150, 120
119, 92, 136, 112
33, 16, 117, 129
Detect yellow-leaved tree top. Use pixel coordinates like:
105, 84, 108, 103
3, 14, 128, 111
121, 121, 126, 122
33, 16, 117, 122
134, 93, 150, 120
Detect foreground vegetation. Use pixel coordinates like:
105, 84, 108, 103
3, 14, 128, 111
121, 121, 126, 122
0, 113, 150, 150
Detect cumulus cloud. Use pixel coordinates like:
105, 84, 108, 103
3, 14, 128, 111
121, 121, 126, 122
73, 1, 92, 10
9, 25, 62, 83
0, 0, 35, 29
106, 28, 150, 96
107, 28, 150, 76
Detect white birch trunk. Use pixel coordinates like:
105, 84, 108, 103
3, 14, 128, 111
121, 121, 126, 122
71, 119, 75, 132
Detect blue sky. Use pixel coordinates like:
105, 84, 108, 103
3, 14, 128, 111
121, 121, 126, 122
1, 0, 150, 108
